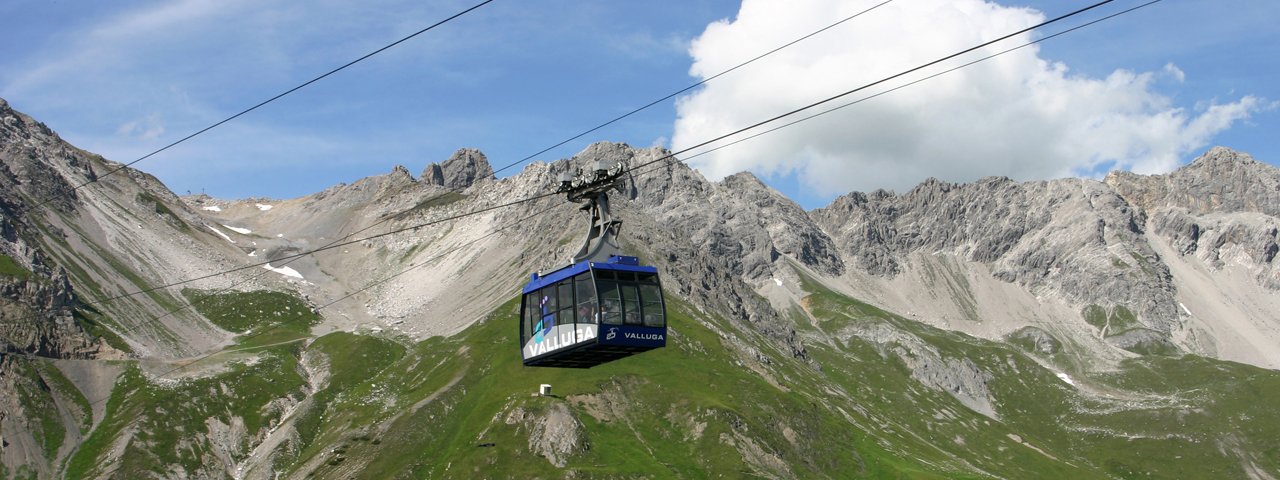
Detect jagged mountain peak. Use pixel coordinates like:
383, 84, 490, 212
1106, 146, 1280, 216
721, 170, 767, 186
390, 164, 413, 180
303, 162, 421, 205
1187, 145, 1262, 169
907, 176, 955, 193
716, 171, 799, 208
422, 147, 494, 190
567, 141, 636, 167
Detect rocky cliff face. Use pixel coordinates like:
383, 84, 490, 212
0, 99, 111, 360
550, 143, 1279, 372
0, 98, 244, 360
421, 148, 495, 190
814, 176, 1174, 317
1107, 147, 1280, 291
810, 174, 1183, 357
1107, 147, 1280, 217
0, 99, 113, 479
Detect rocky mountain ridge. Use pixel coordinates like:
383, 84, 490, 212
6, 103, 1269, 372
2, 98, 1279, 478
152, 134, 1280, 374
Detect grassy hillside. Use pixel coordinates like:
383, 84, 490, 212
52, 284, 1280, 479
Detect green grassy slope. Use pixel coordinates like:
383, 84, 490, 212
58, 284, 1280, 479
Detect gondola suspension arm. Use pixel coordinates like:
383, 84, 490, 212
557, 157, 628, 264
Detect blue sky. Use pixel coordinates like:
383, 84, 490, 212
1, 0, 1275, 209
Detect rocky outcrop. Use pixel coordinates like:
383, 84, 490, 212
839, 321, 997, 419
1107, 147, 1280, 291
1007, 326, 1061, 355
1150, 209, 1279, 289
632, 150, 843, 280
506, 402, 588, 468
1106, 147, 1280, 217
812, 175, 1180, 334
0, 272, 103, 359
0, 109, 105, 360
421, 148, 494, 190
0, 99, 95, 214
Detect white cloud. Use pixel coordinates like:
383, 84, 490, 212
672, 0, 1265, 195
116, 114, 166, 141
6, 0, 251, 97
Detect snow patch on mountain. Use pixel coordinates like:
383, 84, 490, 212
263, 263, 303, 279
207, 225, 235, 244
1056, 372, 1076, 386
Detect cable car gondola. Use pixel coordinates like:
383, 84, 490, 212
519, 157, 666, 368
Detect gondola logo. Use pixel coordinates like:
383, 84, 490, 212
600, 326, 665, 345
623, 332, 664, 341
533, 295, 553, 344
525, 324, 597, 358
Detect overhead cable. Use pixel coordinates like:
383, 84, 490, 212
679, 0, 1167, 164
85, 0, 1142, 317
489, 0, 897, 177
30, 0, 496, 211
621, 0, 1124, 176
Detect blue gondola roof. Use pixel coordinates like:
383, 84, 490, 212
522, 256, 657, 293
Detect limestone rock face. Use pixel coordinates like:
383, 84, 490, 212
548, 143, 1278, 368
0, 101, 105, 359
1106, 147, 1280, 217
421, 148, 494, 190
0, 268, 102, 359
632, 160, 842, 279
1107, 147, 1280, 291
506, 403, 588, 468
812, 174, 1180, 334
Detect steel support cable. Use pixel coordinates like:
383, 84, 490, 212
280, 0, 1160, 328
488, 0, 897, 177
620, 0, 1121, 177
83, 0, 1124, 309
84, 0, 894, 305
27, 0, 496, 211
676, 0, 1166, 165
54, 0, 893, 306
